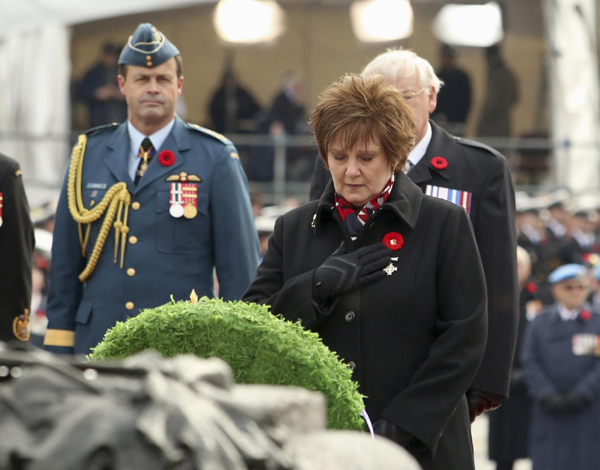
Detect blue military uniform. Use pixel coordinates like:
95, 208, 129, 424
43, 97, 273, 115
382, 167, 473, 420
44, 24, 259, 355
522, 264, 600, 470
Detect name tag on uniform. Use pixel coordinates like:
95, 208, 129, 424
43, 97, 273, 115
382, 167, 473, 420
425, 185, 472, 214
86, 183, 107, 189
572, 334, 600, 356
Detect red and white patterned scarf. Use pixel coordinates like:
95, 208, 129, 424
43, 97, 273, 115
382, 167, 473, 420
334, 174, 395, 240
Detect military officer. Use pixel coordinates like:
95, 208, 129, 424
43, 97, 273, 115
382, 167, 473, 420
0, 153, 34, 343
310, 49, 518, 420
44, 24, 259, 355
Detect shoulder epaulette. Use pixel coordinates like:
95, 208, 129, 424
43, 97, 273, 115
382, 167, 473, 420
84, 122, 120, 137
186, 123, 231, 145
455, 137, 503, 158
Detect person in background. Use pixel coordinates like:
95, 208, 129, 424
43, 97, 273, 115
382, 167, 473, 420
0, 153, 35, 344
476, 44, 519, 138
522, 263, 600, 470
431, 44, 472, 137
44, 23, 259, 356
559, 210, 600, 265
208, 66, 261, 134
77, 43, 127, 128
588, 264, 600, 311
310, 49, 518, 422
487, 246, 537, 470
244, 75, 487, 469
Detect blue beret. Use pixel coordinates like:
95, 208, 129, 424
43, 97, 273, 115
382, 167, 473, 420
548, 264, 587, 284
119, 23, 180, 68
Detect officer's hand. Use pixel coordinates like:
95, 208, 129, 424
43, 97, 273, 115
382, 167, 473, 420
466, 389, 504, 422
312, 242, 392, 305
560, 391, 591, 413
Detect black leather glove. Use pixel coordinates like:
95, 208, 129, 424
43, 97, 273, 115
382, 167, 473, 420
374, 419, 429, 456
466, 389, 504, 423
540, 392, 590, 415
374, 419, 413, 448
312, 242, 392, 305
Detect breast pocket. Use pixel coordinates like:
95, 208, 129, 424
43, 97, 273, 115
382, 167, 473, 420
155, 190, 210, 254
82, 189, 114, 254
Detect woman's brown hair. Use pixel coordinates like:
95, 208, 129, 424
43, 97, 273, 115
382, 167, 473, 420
310, 74, 415, 172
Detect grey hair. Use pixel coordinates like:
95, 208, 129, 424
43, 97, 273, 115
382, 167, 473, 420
362, 49, 443, 94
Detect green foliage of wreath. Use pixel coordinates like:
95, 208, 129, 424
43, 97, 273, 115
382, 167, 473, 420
89, 297, 365, 431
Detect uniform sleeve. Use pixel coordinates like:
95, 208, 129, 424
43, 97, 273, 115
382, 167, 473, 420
470, 154, 519, 397
44, 165, 85, 354
211, 145, 259, 301
522, 318, 557, 399
0, 165, 34, 342
242, 216, 329, 327
381, 205, 488, 456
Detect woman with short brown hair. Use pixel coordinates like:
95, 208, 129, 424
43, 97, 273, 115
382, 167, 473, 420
243, 75, 487, 470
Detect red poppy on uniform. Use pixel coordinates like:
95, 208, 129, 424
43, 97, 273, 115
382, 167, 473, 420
580, 310, 592, 322
431, 156, 448, 170
526, 281, 538, 294
383, 232, 404, 251
158, 150, 176, 167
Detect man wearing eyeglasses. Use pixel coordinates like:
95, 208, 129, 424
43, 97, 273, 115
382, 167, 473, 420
522, 263, 600, 470
310, 49, 518, 427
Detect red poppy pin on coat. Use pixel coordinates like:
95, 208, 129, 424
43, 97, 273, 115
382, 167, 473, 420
431, 156, 448, 170
383, 232, 404, 251
158, 150, 175, 167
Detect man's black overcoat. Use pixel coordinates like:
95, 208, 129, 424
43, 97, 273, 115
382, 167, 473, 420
0, 153, 34, 342
310, 121, 518, 397
244, 172, 488, 469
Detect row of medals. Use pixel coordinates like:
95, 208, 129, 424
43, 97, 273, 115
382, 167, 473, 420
170, 202, 197, 219
138, 155, 199, 220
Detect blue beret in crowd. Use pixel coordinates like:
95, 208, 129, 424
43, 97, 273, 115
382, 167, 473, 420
548, 264, 587, 284
119, 23, 180, 68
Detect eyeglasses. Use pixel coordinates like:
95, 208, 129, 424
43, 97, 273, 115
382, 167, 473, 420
401, 88, 426, 104
561, 284, 587, 291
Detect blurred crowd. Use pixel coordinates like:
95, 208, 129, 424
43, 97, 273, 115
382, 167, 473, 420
71, 42, 525, 186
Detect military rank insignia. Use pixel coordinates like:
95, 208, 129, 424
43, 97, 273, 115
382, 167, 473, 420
166, 172, 201, 219
572, 334, 600, 356
425, 185, 472, 215
0, 192, 3, 227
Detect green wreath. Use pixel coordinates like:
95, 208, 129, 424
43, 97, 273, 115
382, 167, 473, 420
89, 296, 365, 431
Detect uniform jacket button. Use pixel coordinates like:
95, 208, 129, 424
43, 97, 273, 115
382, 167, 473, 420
127, 268, 136, 277
125, 302, 134, 310
131, 202, 141, 210
348, 360, 357, 371
129, 236, 138, 244
345, 311, 356, 323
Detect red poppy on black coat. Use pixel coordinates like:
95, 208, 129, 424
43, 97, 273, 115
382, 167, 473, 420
158, 150, 175, 167
431, 156, 448, 170
382, 232, 404, 251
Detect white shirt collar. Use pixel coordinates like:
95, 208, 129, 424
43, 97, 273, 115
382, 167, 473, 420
127, 119, 176, 181
406, 123, 432, 172
557, 303, 581, 321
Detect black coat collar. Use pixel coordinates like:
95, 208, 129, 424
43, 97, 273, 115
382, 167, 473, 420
314, 171, 424, 233
409, 120, 456, 185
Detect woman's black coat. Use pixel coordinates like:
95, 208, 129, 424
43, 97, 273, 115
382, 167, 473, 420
243, 172, 488, 470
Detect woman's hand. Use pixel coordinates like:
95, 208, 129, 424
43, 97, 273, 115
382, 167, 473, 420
312, 242, 392, 305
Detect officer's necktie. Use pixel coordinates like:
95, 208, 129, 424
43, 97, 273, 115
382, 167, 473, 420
135, 137, 156, 185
